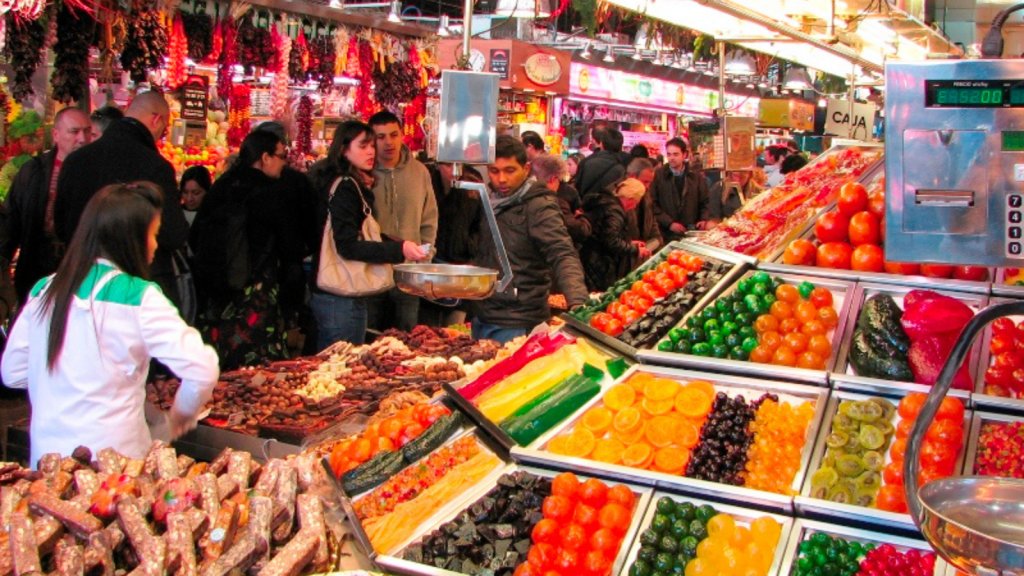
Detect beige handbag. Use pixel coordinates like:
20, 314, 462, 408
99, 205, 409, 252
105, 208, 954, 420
317, 176, 394, 296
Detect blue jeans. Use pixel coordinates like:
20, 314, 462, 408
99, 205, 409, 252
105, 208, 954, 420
472, 320, 529, 344
310, 291, 368, 349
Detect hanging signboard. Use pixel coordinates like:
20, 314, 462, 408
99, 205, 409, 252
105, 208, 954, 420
490, 48, 509, 80
180, 75, 209, 121
758, 98, 815, 131
824, 99, 877, 140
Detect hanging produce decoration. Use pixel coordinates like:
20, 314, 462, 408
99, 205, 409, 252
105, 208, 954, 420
288, 26, 309, 84
236, 16, 279, 74
354, 38, 376, 119
165, 12, 188, 89
307, 34, 336, 93
372, 59, 419, 113
119, 0, 167, 83
181, 10, 213, 62
215, 16, 236, 101
3, 13, 47, 101
227, 83, 250, 147
333, 26, 348, 76
6, 0, 47, 21
205, 13, 222, 63
295, 94, 312, 157
94, 1, 126, 85
402, 45, 430, 150
51, 2, 96, 104
270, 24, 291, 120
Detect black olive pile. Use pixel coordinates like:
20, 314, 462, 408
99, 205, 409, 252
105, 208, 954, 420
685, 392, 758, 485
619, 264, 727, 349
4, 13, 47, 101
403, 471, 551, 575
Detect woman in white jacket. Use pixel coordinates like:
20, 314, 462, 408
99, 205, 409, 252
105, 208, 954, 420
1, 182, 219, 466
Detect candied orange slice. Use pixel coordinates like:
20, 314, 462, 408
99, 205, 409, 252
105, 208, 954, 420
622, 442, 654, 469
675, 387, 714, 418
546, 434, 571, 455
645, 415, 678, 447
676, 420, 700, 449
560, 427, 596, 458
581, 406, 613, 436
641, 397, 675, 416
625, 372, 654, 392
685, 380, 716, 398
591, 438, 625, 464
603, 384, 637, 412
644, 377, 681, 401
613, 406, 643, 433
653, 446, 691, 474
612, 422, 646, 445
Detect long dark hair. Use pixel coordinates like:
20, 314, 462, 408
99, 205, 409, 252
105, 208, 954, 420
234, 130, 282, 172
39, 182, 163, 370
325, 120, 374, 183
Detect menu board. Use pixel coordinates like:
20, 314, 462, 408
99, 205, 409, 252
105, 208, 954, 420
181, 75, 209, 121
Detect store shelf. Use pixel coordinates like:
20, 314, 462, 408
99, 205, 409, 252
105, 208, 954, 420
561, 240, 754, 360
618, 492, 794, 576
972, 297, 1024, 415
638, 269, 856, 387
992, 268, 1024, 299
374, 465, 653, 576
794, 389, 972, 535
830, 282, 989, 398
512, 364, 829, 513
777, 519, 957, 576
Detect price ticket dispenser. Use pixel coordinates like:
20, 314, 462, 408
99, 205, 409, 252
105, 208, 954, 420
885, 60, 1024, 266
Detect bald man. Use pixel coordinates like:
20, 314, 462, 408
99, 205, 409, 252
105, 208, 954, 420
0, 107, 94, 304
54, 92, 190, 311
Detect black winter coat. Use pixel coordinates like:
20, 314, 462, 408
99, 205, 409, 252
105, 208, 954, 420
649, 164, 710, 241
54, 118, 189, 306
574, 150, 626, 198
0, 150, 59, 303
580, 190, 639, 292
556, 181, 591, 247
473, 181, 588, 328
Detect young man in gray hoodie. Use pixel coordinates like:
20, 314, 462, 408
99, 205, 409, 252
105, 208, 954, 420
367, 111, 439, 331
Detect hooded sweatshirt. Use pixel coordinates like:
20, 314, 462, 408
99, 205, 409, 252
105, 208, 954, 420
371, 146, 438, 246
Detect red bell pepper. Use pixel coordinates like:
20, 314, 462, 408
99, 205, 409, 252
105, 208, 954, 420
901, 291, 973, 340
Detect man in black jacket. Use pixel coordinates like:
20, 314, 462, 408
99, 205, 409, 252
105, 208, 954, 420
0, 107, 93, 305
54, 92, 190, 309
472, 137, 588, 343
649, 137, 710, 241
574, 127, 626, 199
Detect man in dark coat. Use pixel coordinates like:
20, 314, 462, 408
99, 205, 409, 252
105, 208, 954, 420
574, 127, 626, 199
472, 136, 588, 343
0, 108, 93, 305
649, 137, 710, 242
54, 92, 190, 309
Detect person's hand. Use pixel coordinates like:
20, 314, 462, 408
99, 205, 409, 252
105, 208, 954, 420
633, 241, 652, 260
167, 406, 197, 440
402, 241, 429, 261
697, 219, 720, 231
669, 222, 686, 234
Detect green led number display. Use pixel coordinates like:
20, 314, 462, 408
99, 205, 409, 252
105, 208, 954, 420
935, 87, 1003, 105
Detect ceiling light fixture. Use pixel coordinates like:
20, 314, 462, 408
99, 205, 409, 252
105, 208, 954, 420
723, 50, 755, 75
436, 14, 450, 36
604, 49, 616, 63
782, 66, 813, 90
387, 0, 402, 22
494, 0, 553, 18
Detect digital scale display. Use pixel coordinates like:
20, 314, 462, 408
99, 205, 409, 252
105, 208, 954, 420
926, 80, 1024, 108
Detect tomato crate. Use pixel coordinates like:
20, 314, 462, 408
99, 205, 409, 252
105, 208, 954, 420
373, 465, 653, 576
511, 364, 829, 513
795, 388, 972, 535
777, 519, 958, 576
618, 491, 793, 576
830, 282, 989, 397
637, 268, 856, 387
972, 297, 1024, 415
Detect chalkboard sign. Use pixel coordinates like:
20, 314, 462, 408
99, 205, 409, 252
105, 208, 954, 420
181, 75, 209, 121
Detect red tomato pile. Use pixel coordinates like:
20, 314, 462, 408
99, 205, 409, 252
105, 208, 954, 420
983, 317, 1024, 399
589, 252, 705, 337
514, 473, 636, 576
876, 394, 964, 513
783, 179, 988, 280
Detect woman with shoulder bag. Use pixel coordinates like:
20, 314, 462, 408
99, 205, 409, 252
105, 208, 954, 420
309, 120, 428, 349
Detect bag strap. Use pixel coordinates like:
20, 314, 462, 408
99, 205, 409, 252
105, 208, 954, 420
329, 176, 373, 217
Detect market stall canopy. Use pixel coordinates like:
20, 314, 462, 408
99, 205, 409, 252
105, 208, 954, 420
602, 0, 962, 79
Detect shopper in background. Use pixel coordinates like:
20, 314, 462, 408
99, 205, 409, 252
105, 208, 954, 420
533, 154, 590, 249
0, 108, 93, 307
565, 152, 584, 182
580, 177, 652, 292
366, 111, 438, 332
1, 182, 218, 466
179, 166, 211, 227
521, 130, 546, 162
780, 153, 809, 175
629, 144, 650, 160
650, 138, 710, 241
575, 127, 626, 198
624, 157, 662, 263
309, 120, 429, 349
433, 163, 483, 266
55, 91, 190, 312
763, 144, 789, 188
190, 130, 295, 368
89, 106, 124, 139
472, 136, 587, 343
704, 170, 763, 226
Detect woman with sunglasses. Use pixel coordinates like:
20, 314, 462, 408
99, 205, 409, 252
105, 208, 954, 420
1, 182, 219, 466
